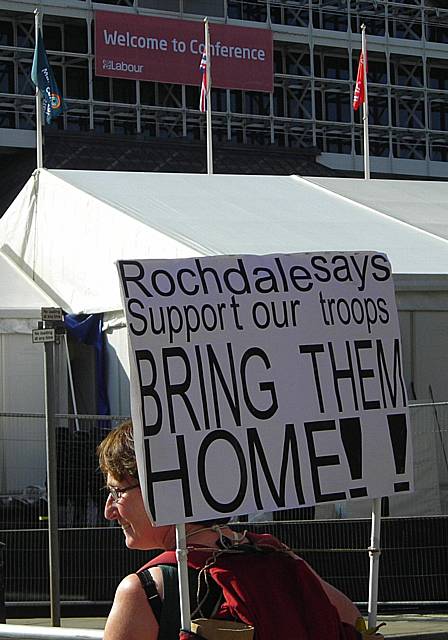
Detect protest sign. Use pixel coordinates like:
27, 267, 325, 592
117, 252, 412, 526
95, 11, 273, 91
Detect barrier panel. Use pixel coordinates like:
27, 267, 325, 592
0, 407, 447, 611
1, 517, 447, 609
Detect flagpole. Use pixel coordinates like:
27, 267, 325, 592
204, 17, 213, 175
34, 9, 43, 170
361, 23, 370, 180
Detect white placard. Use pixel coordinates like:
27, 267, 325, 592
117, 252, 413, 525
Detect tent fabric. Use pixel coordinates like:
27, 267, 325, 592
1, 169, 448, 316
304, 177, 448, 241
0, 250, 57, 333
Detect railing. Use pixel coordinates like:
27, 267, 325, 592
0, 405, 447, 608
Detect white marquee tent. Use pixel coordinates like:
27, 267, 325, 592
0, 250, 62, 491
2, 169, 448, 316
1, 169, 448, 404
1, 169, 447, 512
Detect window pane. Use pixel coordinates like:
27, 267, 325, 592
273, 85, 285, 117
212, 88, 227, 112
392, 136, 425, 160
426, 11, 448, 45
286, 83, 312, 119
183, 0, 224, 17
138, 0, 179, 9
430, 102, 448, 131
141, 81, 156, 106
94, 115, 111, 134
65, 22, 88, 53
17, 61, 34, 95
94, 76, 111, 101
17, 23, 33, 48
313, 2, 348, 32
431, 140, 448, 161
315, 49, 348, 79
227, 0, 267, 22
286, 50, 311, 76
428, 62, 448, 91
43, 25, 62, 50
391, 57, 423, 87
367, 57, 387, 84
388, 9, 422, 40
229, 90, 243, 113
324, 89, 351, 122
67, 112, 90, 131
0, 106, 14, 127
157, 83, 182, 108
273, 49, 284, 75
0, 60, 14, 93
112, 78, 136, 103
370, 136, 390, 157
66, 66, 89, 99
0, 21, 13, 46
324, 55, 349, 80
245, 91, 270, 116
369, 96, 388, 126
392, 96, 425, 128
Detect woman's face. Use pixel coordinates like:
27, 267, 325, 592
104, 472, 174, 550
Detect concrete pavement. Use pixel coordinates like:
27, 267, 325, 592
4, 613, 448, 638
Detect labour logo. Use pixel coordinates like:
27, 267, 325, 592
50, 93, 61, 109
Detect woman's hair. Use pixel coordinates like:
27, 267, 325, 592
97, 419, 138, 481
97, 420, 230, 526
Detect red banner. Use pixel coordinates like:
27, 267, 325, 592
353, 51, 366, 111
95, 11, 273, 92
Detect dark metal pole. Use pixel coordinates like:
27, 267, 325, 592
44, 337, 61, 626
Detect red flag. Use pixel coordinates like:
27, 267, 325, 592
353, 51, 366, 111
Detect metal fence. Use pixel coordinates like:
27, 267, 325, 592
1, 517, 447, 609
0, 414, 124, 529
0, 407, 447, 609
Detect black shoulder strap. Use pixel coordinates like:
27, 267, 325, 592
137, 564, 225, 639
137, 568, 163, 624
136, 566, 191, 640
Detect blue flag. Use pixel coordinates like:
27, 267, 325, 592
31, 31, 64, 124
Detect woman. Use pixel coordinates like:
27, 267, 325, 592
98, 420, 363, 640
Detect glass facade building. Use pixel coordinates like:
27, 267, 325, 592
1, 0, 448, 177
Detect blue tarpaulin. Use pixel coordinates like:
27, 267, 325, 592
64, 313, 110, 416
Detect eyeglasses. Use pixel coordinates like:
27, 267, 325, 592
107, 482, 140, 503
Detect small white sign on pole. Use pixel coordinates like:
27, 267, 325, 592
117, 251, 412, 526
32, 328, 56, 343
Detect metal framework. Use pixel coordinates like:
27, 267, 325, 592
1, 0, 448, 175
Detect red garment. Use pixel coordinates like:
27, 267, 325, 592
145, 532, 361, 640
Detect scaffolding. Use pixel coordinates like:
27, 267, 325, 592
1, 0, 448, 175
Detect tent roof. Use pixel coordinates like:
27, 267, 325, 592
52, 169, 448, 258
1, 169, 448, 315
305, 177, 448, 241
0, 251, 56, 316
0, 251, 56, 320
